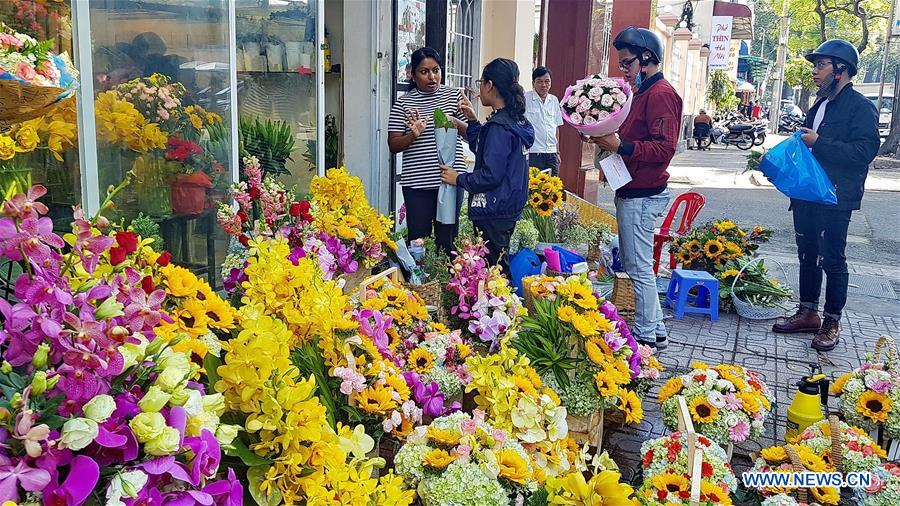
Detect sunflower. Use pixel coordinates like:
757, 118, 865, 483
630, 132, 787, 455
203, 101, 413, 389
557, 305, 578, 323
657, 377, 683, 403
356, 385, 399, 414
529, 193, 543, 207
383, 374, 411, 401
649, 471, 690, 498
571, 313, 599, 338
620, 389, 644, 424
685, 239, 702, 253
858, 390, 891, 423
795, 445, 828, 472
760, 445, 788, 463
719, 269, 741, 280
704, 239, 724, 258
810, 486, 840, 505
716, 220, 737, 232
536, 201, 553, 218
677, 249, 693, 264
407, 348, 434, 374
422, 448, 456, 469
203, 296, 236, 332
700, 482, 732, 505
689, 397, 719, 424
585, 337, 611, 366
724, 241, 742, 257
497, 449, 531, 485
594, 371, 620, 397
514, 376, 537, 396
558, 282, 597, 310
426, 427, 463, 446
176, 299, 211, 337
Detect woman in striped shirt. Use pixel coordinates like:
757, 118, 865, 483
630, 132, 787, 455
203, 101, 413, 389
388, 47, 470, 254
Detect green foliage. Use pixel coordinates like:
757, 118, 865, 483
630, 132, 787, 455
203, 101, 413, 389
784, 56, 815, 89
745, 150, 764, 173
707, 70, 738, 113
514, 298, 580, 388
129, 213, 164, 250
303, 115, 341, 172
433, 107, 455, 130
239, 117, 297, 177
420, 237, 452, 285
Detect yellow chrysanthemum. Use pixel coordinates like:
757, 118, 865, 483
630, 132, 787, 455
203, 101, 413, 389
407, 348, 434, 374
162, 265, 200, 298
497, 449, 531, 485
719, 269, 741, 280
455, 343, 472, 359
829, 372, 852, 395
620, 389, 644, 425
739, 391, 761, 415
858, 390, 891, 423
689, 397, 719, 424
716, 220, 737, 231
760, 445, 788, 463
657, 377, 683, 403
422, 448, 455, 469
426, 427, 463, 446
704, 239, 724, 258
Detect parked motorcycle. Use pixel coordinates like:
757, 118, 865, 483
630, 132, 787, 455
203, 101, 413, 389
779, 113, 805, 133
752, 120, 768, 146
711, 114, 755, 150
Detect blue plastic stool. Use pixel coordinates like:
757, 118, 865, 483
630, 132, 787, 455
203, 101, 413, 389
665, 269, 719, 321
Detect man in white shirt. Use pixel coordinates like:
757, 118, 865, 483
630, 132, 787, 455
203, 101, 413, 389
524, 67, 564, 176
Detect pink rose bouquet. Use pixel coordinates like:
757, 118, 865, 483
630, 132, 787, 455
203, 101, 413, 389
560, 74, 632, 137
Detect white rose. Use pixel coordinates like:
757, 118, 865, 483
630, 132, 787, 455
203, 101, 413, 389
106, 470, 149, 506
588, 87, 604, 100
707, 391, 727, 409
83, 395, 116, 423
717, 379, 736, 392
60, 418, 99, 451
584, 115, 598, 125
600, 94, 614, 107
567, 96, 579, 108
597, 111, 611, 121
576, 100, 592, 113
616, 92, 627, 104
570, 112, 583, 123
751, 420, 765, 431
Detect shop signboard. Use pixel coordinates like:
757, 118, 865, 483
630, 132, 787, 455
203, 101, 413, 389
709, 15, 733, 70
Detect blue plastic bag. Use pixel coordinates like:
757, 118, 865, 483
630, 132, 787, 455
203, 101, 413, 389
551, 245, 586, 273
509, 249, 542, 296
759, 132, 837, 205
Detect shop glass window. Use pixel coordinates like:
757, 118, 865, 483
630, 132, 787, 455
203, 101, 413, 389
445, 0, 479, 90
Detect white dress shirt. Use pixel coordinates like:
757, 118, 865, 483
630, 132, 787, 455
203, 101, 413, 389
525, 90, 564, 154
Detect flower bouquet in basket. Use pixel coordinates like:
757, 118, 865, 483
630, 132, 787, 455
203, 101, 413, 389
749, 444, 842, 505
560, 74, 632, 161
657, 362, 775, 448
830, 336, 900, 444
0, 182, 242, 503
516, 274, 654, 447
0, 22, 77, 126
796, 417, 886, 473
637, 432, 738, 505
854, 462, 900, 505
394, 411, 539, 506
522, 168, 565, 244
671, 220, 771, 274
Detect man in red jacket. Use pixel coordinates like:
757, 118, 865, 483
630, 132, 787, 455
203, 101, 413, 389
588, 26, 683, 350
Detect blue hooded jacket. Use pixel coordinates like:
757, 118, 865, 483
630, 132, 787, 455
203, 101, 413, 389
457, 108, 535, 221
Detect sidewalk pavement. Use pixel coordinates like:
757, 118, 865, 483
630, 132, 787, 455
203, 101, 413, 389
607, 302, 900, 483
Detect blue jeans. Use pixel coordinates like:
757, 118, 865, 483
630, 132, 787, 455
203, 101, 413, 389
615, 191, 670, 341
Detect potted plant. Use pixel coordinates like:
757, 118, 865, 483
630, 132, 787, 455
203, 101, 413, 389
239, 116, 297, 178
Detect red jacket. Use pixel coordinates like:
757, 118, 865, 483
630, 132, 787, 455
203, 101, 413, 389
616, 73, 683, 197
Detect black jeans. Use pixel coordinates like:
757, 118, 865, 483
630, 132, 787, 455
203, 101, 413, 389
792, 201, 852, 318
528, 152, 560, 177
402, 187, 461, 255
474, 219, 517, 276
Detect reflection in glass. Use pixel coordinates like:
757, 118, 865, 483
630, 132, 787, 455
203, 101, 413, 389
88, 0, 234, 286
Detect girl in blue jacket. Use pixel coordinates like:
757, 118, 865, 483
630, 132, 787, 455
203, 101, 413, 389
441, 58, 535, 274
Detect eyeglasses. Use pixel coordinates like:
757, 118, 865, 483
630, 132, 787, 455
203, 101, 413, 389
475, 79, 483, 87
618, 56, 639, 71
812, 60, 833, 70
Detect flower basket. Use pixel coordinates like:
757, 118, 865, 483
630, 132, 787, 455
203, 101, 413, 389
567, 410, 605, 448
171, 172, 212, 215
357, 266, 402, 299
406, 279, 443, 321
849, 335, 900, 459
731, 257, 789, 320
610, 271, 635, 326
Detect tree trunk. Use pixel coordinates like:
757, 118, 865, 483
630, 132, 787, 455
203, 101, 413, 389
878, 67, 900, 156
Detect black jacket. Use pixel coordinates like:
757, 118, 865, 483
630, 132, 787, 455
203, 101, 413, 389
801, 83, 880, 211
458, 108, 535, 221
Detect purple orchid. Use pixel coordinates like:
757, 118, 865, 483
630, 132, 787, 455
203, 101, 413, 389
42, 455, 99, 506
122, 286, 167, 332
184, 430, 221, 486
356, 309, 393, 354
1, 216, 65, 263
89, 417, 139, 467
0, 455, 51, 502
203, 468, 243, 506
403, 372, 460, 418
222, 264, 248, 294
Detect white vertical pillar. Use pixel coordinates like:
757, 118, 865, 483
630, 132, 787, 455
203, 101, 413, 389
71, 0, 100, 216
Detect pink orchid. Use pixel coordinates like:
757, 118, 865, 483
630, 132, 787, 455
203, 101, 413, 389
1, 184, 48, 220
14, 409, 51, 458
0, 455, 51, 502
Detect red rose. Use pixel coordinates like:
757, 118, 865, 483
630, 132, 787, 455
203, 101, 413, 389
141, 275, 155, 294
249, 187, 261, 199
115, 231, 139, 254
238, 234, 250, 247
109, 246, 127, 266
702, 461, 713, 478
643, 449, 654, 467
657, 490, 667, 502
289, 202, 302, 217
237, 210, 249, 223
156, 251, 172, 266
299, 200, 310, 214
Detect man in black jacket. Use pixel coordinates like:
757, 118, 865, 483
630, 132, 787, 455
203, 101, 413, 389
772, 40, 880, 352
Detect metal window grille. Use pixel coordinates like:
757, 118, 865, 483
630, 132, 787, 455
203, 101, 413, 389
445, 0, 480, 89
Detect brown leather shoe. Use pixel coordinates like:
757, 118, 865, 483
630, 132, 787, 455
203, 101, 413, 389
811, 317, 840, 352
772, 307, 822, 334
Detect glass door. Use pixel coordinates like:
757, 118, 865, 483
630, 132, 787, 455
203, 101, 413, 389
235, 0, 324, 194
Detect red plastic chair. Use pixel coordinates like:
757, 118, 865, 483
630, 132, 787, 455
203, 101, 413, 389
653, 192, 706, 275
